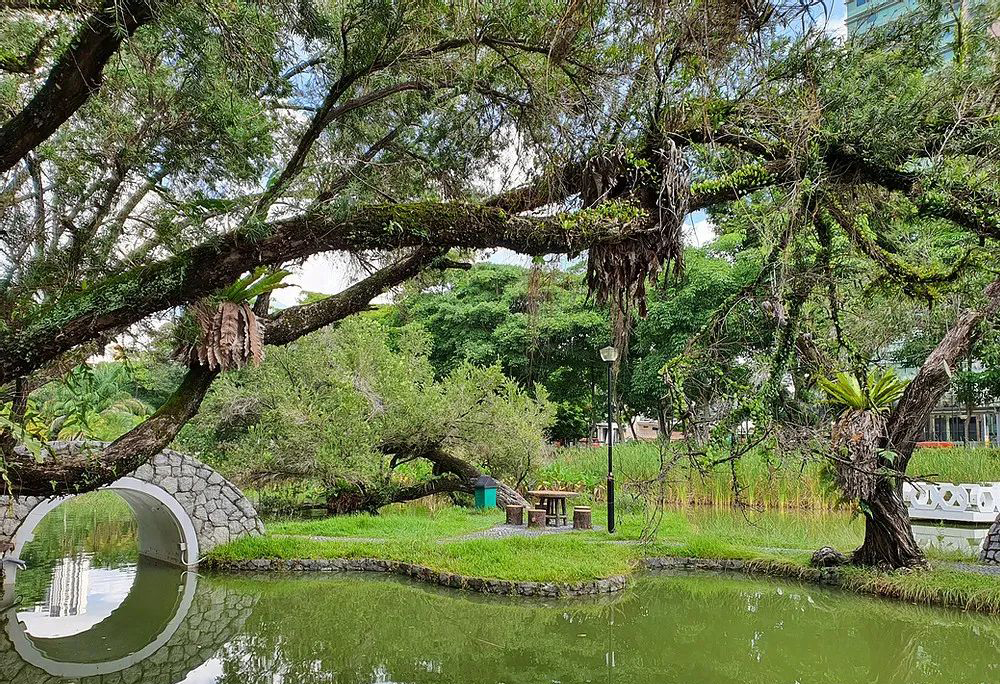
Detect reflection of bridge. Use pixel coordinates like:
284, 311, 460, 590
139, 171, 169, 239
1, 440, 263, 587
0, 561, 257, 683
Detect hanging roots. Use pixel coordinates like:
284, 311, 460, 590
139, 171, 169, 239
586, 141, 689, 317
831, 409, 885, 501
175, 300, 265, 371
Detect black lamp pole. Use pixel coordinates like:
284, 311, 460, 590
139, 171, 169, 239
605, 358, 615, 534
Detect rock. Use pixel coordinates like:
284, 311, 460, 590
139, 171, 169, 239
810, 546, 848, 568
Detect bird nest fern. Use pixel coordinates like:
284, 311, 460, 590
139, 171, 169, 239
818, 368, 909, 501
817, 369, 908, 413
174, 268, 289, 371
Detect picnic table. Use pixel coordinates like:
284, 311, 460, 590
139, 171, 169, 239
527, 490, 579, 527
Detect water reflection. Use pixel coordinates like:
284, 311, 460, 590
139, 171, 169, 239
19, 555, 135, 637
3, 568, 1000, 683
912, 523, 989, 557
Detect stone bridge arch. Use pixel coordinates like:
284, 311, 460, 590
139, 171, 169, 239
1, 441, 263, 576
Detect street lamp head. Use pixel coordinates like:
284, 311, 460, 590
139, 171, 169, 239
599, 345, 619, 363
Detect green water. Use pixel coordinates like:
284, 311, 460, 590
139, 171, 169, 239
3, 498, 1000, 683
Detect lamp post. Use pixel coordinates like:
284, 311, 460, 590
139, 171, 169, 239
599, 345, 618, 533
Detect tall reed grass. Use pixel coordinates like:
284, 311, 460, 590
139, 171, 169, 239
537, 443, 1000, 510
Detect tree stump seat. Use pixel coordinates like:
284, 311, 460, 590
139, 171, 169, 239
526, 508, 546, 528
573, 506, 592, 530
505, 504, 524, 526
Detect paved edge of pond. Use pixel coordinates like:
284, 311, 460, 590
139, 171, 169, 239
203, 557, 629, 597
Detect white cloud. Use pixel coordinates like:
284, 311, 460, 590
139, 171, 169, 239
826, 15, 848, 39
485, 248, 532, 267
270, 253, 355, 308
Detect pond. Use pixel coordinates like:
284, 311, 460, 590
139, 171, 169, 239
3, 500, 1000, 683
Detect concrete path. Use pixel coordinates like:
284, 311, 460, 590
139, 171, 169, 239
943, 561, 1000, 576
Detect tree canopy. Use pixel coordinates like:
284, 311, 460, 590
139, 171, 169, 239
179, 317, 552, 512
3, 0, 1000, 569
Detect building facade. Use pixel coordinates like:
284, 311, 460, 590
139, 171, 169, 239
846, 0, 992, 54
919, 395, 1000, 445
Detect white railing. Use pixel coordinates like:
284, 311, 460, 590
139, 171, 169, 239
903, 482, 1000, 523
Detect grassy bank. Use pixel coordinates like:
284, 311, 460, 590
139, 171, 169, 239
209, 503, 1000, 612
267, 506, 504, 539
213, 505, 872, 584
539, 443, 1000, 510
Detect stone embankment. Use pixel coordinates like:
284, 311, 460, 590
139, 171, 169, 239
206, 557, 629, 597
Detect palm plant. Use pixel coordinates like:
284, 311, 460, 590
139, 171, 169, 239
42, 364, 151, 439
817, 368, 909, 501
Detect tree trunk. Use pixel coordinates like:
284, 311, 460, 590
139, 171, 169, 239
887, 279, 1000, 466
852, 477, 928, 569
325, 476, 472, 515
323, 466, 528, 516
844, 278, 1000, 569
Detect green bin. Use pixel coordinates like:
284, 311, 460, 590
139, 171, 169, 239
473, 475, 498, 509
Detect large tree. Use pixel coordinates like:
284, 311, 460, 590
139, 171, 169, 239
179, 317, 550, 512
2, 0, 999, 571
0, 0, 808, 495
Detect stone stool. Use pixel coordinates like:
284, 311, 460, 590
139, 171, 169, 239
527, 508, 546, 528
505, 504, 524, 526
573, 506, 592, 530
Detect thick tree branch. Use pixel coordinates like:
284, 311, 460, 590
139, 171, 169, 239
2, 247, 457, 496
0, 0, 158, 172
264, 245, 444, 345
5, 363, 219, 496
0, 201, 649, 385
887, 279, 1000, 466
379, 440, 528, 508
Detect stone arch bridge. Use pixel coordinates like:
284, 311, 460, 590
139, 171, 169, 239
1, 441, 263, 577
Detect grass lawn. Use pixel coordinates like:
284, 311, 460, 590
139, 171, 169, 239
211, 504, 870, 582
267, 505, 504, 539
213, 532, 640, 583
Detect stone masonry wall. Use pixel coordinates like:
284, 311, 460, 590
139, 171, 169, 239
1, 441, 263, 561
981, 517, 1000, 564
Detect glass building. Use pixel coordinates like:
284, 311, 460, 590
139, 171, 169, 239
845, 0, 993, 57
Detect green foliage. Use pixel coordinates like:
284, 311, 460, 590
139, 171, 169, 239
178, 317, 554, 497
628, 239, 765, 418
549, 401, 591, 442
817, 369, 908, 413
29, 361, 163, 441
389, 262, 610, 431
218, 267, 291, 303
